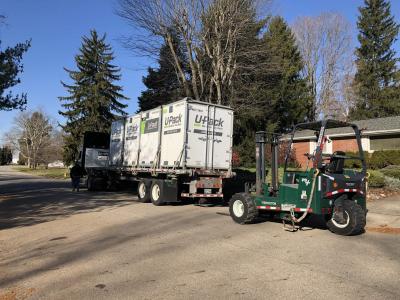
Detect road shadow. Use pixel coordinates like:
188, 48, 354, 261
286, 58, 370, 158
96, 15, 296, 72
254, 212, 329, 232
0, 179, 136, 230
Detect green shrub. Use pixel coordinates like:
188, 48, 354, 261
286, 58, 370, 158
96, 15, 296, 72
368, 170, 385, 188
369, 150, 400, 169
343, 151, 370, 169
384, 176, 400, 190
381, 167, 400, 180
344, 150, 400, 170
382, 165, 400, 170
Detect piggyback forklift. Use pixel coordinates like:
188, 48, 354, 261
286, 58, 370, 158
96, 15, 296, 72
229, 120, 368, 235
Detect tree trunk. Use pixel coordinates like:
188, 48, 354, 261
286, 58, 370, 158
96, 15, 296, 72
184, 39, 200, 100
166, 34, 191, 97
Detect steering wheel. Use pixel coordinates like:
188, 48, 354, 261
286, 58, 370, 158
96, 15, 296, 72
322, 151, 348, 160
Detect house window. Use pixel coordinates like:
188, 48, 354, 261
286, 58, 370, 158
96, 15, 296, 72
370, 134, 400, 151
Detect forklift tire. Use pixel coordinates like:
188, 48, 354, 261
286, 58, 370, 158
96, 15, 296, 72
326, 197, 366, 236
137, 180, 151, 203
150, 181, 164, 206
229, 193, 258, 224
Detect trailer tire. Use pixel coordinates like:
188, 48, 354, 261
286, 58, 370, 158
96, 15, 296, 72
150, 181, 164, 206
229, 193, 258, 224
326, 197, 366, 236
137, 180, 151, 203
87, 176, 96, 191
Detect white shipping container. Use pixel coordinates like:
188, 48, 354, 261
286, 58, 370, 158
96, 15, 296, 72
109, 98, 233, 171
160, 99, 187, 167
123, 114, 141, 167
185, 102, 234, 169
138, 107, 162, 167
109, 119, 125, 166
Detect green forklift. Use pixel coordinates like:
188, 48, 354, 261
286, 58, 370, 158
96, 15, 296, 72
229, 119, 368, 235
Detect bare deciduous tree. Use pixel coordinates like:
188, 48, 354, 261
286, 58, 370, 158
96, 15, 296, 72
6, 110, 53, 168
38, 129, 64, 165
292, 13, 353, 120
117, 0, 269, 105
201, 0, 261, 104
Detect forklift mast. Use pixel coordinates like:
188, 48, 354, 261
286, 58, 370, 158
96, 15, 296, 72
255, 132, 280, 195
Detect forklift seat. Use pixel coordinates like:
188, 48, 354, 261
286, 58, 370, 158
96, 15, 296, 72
327, 151, 345, 174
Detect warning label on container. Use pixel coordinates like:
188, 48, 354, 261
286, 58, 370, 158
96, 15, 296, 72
193, 129, 223, 136
164, 128, 181, 135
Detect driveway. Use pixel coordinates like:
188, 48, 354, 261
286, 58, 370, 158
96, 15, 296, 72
0, 166, 399, 299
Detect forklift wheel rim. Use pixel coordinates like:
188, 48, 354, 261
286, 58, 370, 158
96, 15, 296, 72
331, 211, 350, 228
152, 184, 160, 201
232, 200, 244, 217
138, 182, 146, 198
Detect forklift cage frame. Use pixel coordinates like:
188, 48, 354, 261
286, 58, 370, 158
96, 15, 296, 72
283, 119, 367, 174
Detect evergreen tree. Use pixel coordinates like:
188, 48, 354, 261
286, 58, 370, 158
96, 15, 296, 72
351, 0, 400, 119
230, 9, 269, 167
59, 30, 129, 164
261, 16, 311, 132
137, 31, 186, 111
0, 39, 31, 111
0, 146, 12, 165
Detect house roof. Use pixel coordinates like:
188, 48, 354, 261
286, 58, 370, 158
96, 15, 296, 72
290, 116, 400, 140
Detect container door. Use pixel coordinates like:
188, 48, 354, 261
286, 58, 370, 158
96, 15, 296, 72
207, 107, 233, 169
186, 103, 233, 170
123, 114, 141, 167
109, 119, 125, 166
186, 103, 209, 168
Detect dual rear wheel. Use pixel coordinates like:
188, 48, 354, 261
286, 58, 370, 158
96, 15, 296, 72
137, 180, 164, 206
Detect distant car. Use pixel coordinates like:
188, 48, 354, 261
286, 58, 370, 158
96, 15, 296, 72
47, 160, 65, 168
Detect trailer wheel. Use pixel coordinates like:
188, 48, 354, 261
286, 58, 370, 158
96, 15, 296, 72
137, 180, 151, 203
326, 197, 366, 236
150, 181, 164, 206
229, 193, 258, 224
87, 176, 96, 191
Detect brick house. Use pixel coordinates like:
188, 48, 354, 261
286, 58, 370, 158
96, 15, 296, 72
290, 116, 400, 167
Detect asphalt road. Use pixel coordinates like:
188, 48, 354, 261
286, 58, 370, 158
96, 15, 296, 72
0, 166, 399, 299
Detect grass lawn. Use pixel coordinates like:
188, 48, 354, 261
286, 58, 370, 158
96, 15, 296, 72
13, 166, 69, 180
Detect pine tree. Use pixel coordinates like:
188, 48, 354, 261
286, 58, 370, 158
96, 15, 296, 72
59, 30, 129, 164
137, 31, 186, 112
0, 147, 13, 165
351, 0, 400, 120
0, 39, 31, 111
261, 16, 311, 131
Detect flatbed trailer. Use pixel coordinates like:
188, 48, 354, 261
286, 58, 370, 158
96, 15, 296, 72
79, 98, 236, 205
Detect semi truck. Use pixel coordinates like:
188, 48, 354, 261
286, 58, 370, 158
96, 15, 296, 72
78, 98, 235, 205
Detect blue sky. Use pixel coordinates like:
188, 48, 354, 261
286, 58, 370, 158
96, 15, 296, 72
1, 0, 399, 141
